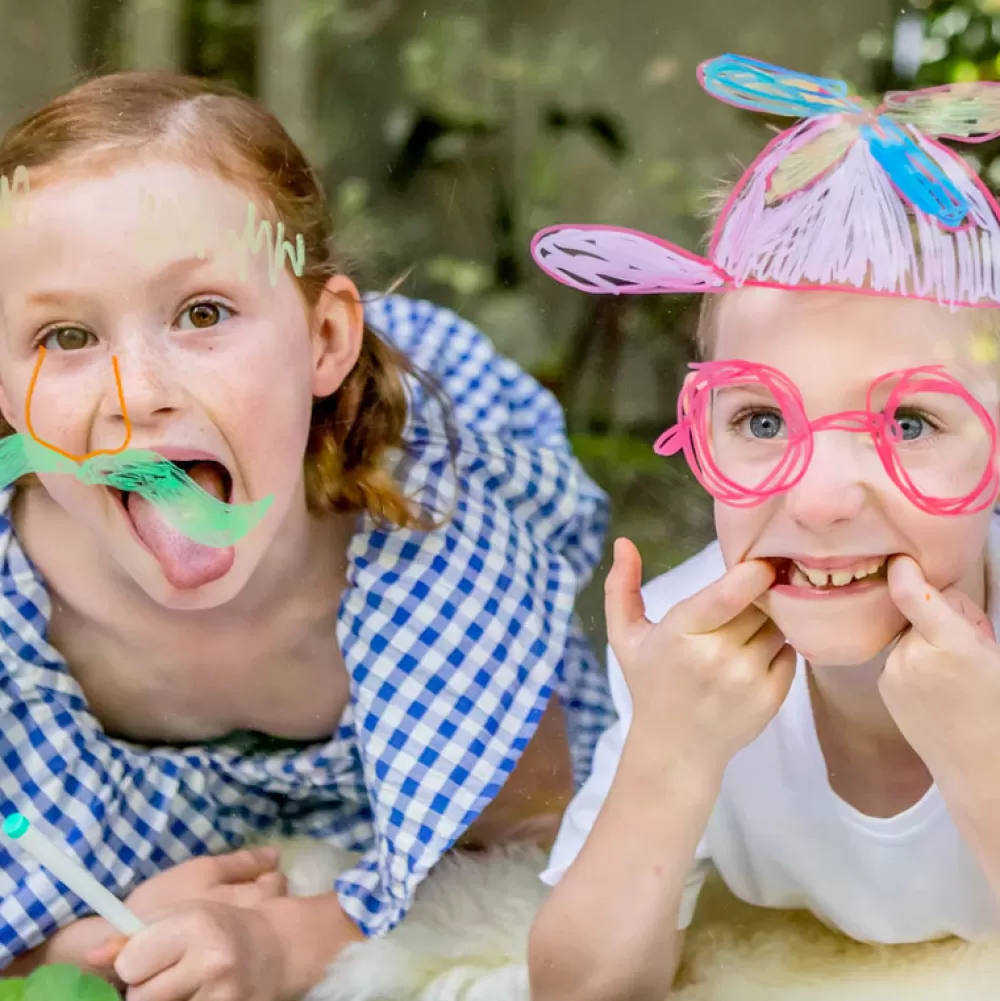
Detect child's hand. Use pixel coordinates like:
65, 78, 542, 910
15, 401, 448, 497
883, 554, 1000, 786
104, 900, 284, 1001
125, 846, 287, 919
606, 538, 796, 775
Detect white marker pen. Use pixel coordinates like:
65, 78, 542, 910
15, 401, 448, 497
2, 813, 145, 936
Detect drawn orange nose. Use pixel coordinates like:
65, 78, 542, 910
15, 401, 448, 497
24, 346, 132, 462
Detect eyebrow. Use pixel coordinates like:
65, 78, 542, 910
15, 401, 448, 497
24, 256, 215, 308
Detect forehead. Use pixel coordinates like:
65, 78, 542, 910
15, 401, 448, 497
712, 287, 995, 381
0, 162, 271, 289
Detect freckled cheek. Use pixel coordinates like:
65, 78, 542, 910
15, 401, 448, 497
18, 375, 103, 449
205, 378, 312, 487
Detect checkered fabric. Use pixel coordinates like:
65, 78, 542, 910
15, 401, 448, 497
0, 295, 614, 964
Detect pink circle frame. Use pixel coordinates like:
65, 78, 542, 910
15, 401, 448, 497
653, 360, 999, 515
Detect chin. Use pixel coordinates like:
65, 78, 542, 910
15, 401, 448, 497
769, 612, 904, 666
780, 631, 893, 667
759, 588, 907, 666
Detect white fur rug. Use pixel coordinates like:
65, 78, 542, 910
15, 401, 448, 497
275, 839, 1000, 1001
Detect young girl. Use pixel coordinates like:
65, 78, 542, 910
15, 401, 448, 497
0, 72, 613, 997
528, 55, 1000, 1001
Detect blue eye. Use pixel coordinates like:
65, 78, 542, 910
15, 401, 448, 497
891, 408, 938, 442
733, 409, 785, 439
40, 326, 96, 351
178, 300, 234, 330
749, 412, 783, 439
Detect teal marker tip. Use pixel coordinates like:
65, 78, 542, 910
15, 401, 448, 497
2, 813, 29, 839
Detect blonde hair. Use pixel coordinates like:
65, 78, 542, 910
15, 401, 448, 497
0, 71, 434, 529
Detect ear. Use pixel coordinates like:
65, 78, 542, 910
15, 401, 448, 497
310, 274, 365, 399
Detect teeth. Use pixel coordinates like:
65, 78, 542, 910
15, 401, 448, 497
854, 561, 883, 580
791, 558, 886, 588
803, 567, 832, 587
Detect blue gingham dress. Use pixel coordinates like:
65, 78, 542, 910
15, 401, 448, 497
0, 295, 614, 964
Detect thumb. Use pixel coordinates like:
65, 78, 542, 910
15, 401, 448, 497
605, 538, 649, 651
212, 845, 282, 884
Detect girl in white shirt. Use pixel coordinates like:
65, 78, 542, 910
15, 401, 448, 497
527, 54, 1000, 1001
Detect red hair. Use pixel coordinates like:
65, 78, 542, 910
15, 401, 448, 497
0, 71, 426, 528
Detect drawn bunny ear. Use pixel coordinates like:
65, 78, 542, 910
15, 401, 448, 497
881, 83, 1000, 144
697, 54, 863, 119
530, 225, 730, 295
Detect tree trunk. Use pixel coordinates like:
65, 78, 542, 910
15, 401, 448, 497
257, 0, 317, 160
0, 0, 79, 132
123, 0, 183, 71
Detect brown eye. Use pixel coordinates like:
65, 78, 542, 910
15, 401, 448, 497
42, 326, 94, 351
181, 300, 233, 330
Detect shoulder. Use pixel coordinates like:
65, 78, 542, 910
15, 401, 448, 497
363, 294, 478, 356
639, 539, 728, 624
362, 294, 503, 384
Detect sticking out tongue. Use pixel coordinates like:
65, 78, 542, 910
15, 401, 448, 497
126, 461, 235, 591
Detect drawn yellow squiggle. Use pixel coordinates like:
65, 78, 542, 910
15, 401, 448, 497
0, 166, 30, 230
135, 188, 305, 287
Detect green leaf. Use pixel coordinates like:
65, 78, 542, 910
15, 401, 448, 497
0, 978, 26, 1001
19, 965, 118, 1001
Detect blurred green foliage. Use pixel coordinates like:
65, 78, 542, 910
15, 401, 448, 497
870, 0, 1000, 187
0, 964, 117, 1001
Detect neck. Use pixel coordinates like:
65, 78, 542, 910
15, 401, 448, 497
809, 549, 990, 761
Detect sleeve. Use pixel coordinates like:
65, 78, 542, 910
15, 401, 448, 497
334, 297, 612, 937
540, 642, 712, 931
0, 563, 355, 966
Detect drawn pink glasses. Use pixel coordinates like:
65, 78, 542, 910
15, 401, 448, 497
654, 360, 999, 515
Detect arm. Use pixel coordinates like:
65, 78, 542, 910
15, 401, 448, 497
530, 542, 793, 1001
528, 730, 719, 1001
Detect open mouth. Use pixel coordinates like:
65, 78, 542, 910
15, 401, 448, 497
769, 556, 890, 592
110, 455, 239, 590
168, 459, 234, 503
113, 458, 234, 512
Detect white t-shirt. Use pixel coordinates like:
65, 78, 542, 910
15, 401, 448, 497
543, 520, 1000, 944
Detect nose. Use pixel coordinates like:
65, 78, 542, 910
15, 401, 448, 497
101, 338, 183, 428
782, 429, 871, 530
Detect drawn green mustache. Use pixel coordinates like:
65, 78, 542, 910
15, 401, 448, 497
1, 434, 272, 547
